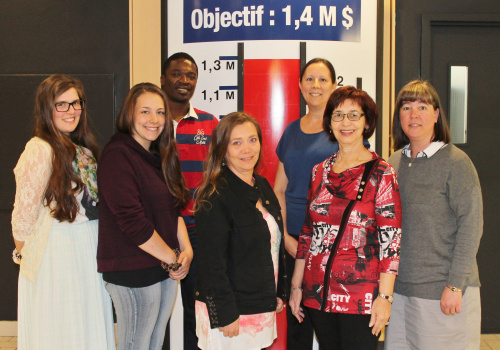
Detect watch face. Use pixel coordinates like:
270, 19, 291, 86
379, 293, 393, 303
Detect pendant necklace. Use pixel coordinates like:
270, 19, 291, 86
336, 149, 371, 173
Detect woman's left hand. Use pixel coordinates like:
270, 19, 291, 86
369, 296, 391, 336
169, 250, 193, 280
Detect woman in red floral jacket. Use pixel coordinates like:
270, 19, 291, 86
289, 86, 402, 350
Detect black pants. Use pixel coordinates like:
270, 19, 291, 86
285, 250, 315, 350
307, 307, 378, 350
163, 225, 200, 350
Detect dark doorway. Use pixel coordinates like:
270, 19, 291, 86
396, 0, 500, 333
0, 1, 129, 322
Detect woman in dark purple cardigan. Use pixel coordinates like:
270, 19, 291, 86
97, 83, 192, 350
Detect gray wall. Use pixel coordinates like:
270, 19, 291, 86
396, 0, 500, 333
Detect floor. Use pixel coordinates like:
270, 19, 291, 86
1, 335, 499, 349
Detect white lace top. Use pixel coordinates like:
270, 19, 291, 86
12, 137, 97, 282
12, 137, 53, 241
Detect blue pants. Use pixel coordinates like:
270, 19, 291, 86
105, 278, 177, 350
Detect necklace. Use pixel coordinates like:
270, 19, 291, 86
335, 149, 371, 172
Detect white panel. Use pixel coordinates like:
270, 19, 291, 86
449, 66, 468, 144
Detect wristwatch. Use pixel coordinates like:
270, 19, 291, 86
446, 285, 463, 292
378, 293, 394, 304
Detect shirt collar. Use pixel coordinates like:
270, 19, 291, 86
173, 104, 198, 134
174, 103, 198, 122
222, 166, 261, 204
402, 141, 447, 158
186, 104, 199, 120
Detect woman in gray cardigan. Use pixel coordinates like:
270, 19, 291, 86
384, 80, 483, 350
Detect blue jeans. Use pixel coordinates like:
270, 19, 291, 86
105, 278, 178, 350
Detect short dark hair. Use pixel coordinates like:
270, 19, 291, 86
323, 86, 378, 142
300, 58, 336, 82
392, 80, 450, 150
162, 52, 198, 75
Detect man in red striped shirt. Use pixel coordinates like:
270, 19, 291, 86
161, 52, 218, 350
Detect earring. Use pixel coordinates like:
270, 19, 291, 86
222, 159, 226, 166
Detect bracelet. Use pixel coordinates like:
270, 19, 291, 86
291, 286, 302, 292
12, 248, 22, 265
446, 285, 462, 292
161, 249, 182, 272
378, 293, 394, 304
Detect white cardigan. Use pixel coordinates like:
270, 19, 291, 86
12, 137, 54, 283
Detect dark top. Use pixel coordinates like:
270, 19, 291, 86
276, 119, 339, 236
195, 167, 287, 329
97, 132, 181, 287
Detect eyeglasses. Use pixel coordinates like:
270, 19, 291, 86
54, 100, 85, 112
331, 112, 365, 122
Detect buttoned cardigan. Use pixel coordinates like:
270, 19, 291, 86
195, 167, 287, 328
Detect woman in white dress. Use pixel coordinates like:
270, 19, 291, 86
11, 74, 115, 350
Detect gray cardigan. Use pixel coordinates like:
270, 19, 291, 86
388, 144, 483, 300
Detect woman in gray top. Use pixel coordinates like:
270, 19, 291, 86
385, 80, 483, 350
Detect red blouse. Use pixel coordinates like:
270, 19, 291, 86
297, 151, 402, 315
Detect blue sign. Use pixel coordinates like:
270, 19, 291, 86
183, 0, 361, 43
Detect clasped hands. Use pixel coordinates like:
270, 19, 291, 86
162, 248, 192, 280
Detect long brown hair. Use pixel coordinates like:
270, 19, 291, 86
392, 80, 450, 150
195, 112, 262, 211
33, 74, 99, 222
115, 83, 190, 208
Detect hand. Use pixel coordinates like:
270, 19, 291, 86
169, 250, 193, 280
284, 233, 298, 259
219, 318, 239, 338
288, 288, 305, 323
369, 296, 391, 336
276, 298, 284, 313
14, 239, 24, 253
440, 287, 462, 315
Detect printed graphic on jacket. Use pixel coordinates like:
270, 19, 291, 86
297, 151, 402, 314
